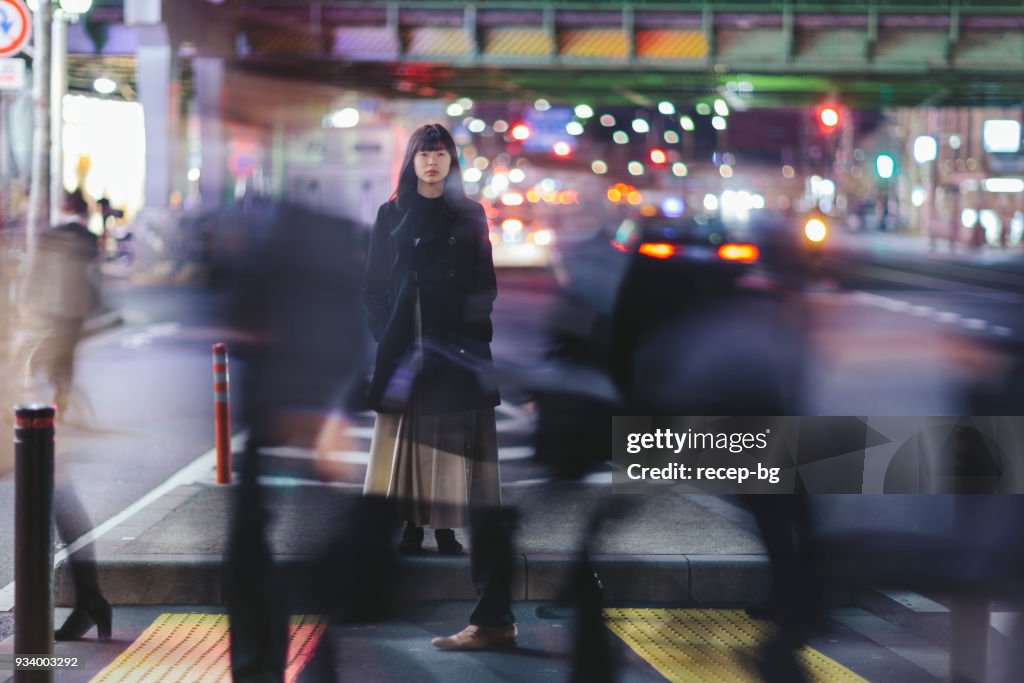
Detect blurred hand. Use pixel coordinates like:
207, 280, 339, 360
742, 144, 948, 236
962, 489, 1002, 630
313, 412, 358, 482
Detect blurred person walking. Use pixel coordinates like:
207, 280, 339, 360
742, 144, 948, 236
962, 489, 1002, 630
363, 123, 516, 649
13, 189, 112, 639
224, 199, 387, 681
16, 189, 101, 420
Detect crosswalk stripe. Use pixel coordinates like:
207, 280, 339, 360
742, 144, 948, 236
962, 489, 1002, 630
261, 445, 537, 464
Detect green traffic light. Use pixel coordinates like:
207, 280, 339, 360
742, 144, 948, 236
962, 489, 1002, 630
875, 154, 895, 180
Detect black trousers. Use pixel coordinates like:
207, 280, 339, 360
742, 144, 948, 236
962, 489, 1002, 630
468, 505, 518, 628
225, 441, 401, 683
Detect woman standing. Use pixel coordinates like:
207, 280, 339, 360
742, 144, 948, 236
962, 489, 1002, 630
363, 123, 501, 556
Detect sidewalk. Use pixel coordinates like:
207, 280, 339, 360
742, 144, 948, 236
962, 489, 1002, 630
52, 477, 769, 608
828, 225, 1024, 266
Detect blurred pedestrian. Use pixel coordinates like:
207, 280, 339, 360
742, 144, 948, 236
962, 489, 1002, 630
224, 200, 378, 681
15, 190, 113, 640
16, 188, 101, 420
362, 123, 516, 649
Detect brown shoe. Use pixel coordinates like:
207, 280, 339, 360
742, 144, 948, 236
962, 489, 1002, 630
431, 624, 518, 650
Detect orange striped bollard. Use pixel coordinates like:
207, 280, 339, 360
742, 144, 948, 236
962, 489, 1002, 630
212, 343, 232, 484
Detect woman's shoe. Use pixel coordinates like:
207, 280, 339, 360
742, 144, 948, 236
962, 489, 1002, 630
434, 528, 463, 555
55, 596, 112, 641
398, 522, 424, 555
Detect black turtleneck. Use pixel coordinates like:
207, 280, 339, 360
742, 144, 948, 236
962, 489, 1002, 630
408, 192, 447, 242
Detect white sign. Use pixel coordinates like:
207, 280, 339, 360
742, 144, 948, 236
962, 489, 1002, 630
0, 56, 23, 90
983, 119, 1022, 155
0, 0, 31, 58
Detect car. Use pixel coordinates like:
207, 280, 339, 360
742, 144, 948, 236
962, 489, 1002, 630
609, 210, 760, 292
486, 198, 556, 268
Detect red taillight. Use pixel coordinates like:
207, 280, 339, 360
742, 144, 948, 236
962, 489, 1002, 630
638, 242, 677, 259
717, 243, 759, 263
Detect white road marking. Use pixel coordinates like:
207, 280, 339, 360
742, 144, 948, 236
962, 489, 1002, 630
0, 432, 247, 612
991, 611, 1019, 638
875, 589, 949, 613
848, 290, 1014, 338
263, 444, 536, 464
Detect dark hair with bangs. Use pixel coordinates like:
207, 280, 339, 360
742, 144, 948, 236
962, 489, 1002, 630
390, 123, 466, 210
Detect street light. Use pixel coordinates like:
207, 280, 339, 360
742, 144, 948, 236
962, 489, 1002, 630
92, 77, 116, 95
913, 136, 938, 164
59, 0, 92, 13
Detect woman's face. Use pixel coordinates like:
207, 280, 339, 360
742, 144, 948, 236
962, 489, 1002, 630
413, 147, 452, 188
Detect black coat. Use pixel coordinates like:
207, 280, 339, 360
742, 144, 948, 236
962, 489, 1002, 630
364, 195, 500, 414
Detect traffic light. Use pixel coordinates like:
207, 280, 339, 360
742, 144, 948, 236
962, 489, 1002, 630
649, 148, 667, 165
817, 105, 841, 133
875, 153, 896, 180
510, 123, 531, 141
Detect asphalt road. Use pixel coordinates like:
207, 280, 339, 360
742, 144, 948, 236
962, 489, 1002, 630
0, 246, 1021, 641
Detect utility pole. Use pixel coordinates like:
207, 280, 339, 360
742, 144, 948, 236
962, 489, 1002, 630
26, 0, 51, 256
49, 4, 64, 222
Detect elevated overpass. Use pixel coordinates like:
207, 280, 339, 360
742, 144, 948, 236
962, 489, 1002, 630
53, 1, 1024, 107
233, 0, 1024, 106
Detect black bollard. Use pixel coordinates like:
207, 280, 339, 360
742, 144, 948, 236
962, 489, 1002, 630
14, 405, 56, 683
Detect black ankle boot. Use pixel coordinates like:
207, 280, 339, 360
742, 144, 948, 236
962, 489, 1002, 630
398, 522, 424, 555
55, 593, 112, 641
434, 528, 463, 555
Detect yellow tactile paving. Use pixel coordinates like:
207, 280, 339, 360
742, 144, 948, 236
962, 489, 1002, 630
604, 608, 869, 683
90, 613, 325, 683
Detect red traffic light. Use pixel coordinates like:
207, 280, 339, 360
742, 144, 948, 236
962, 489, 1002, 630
511, 124, 531, 141
818, 106, 840, 129
649, 148, 667, 164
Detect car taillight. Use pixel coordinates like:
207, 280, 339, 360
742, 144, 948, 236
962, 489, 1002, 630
717, 243, 759, 263
638, 242, 677, 259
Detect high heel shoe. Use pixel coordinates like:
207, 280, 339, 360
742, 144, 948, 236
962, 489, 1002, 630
434, 528, 463, 555
55, 595, 112, 641
398, 522, 424, 555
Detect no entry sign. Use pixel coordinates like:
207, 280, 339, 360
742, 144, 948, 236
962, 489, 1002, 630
0, 0, 31, 58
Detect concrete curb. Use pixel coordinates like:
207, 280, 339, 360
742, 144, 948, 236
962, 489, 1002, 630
56, 552, 769, 607
54, 483, 773, 607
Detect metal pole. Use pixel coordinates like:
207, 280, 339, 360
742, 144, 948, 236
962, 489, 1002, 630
26, 0, 52, 255
49, 10, 66, 224
13, 404, 56, 683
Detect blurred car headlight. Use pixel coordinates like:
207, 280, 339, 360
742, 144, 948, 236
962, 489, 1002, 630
530, 228, 555, 246
501, 218, 524, 235
804, 217, 828, 243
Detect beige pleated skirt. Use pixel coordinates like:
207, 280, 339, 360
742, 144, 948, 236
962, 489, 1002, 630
364, 408, 501, 529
